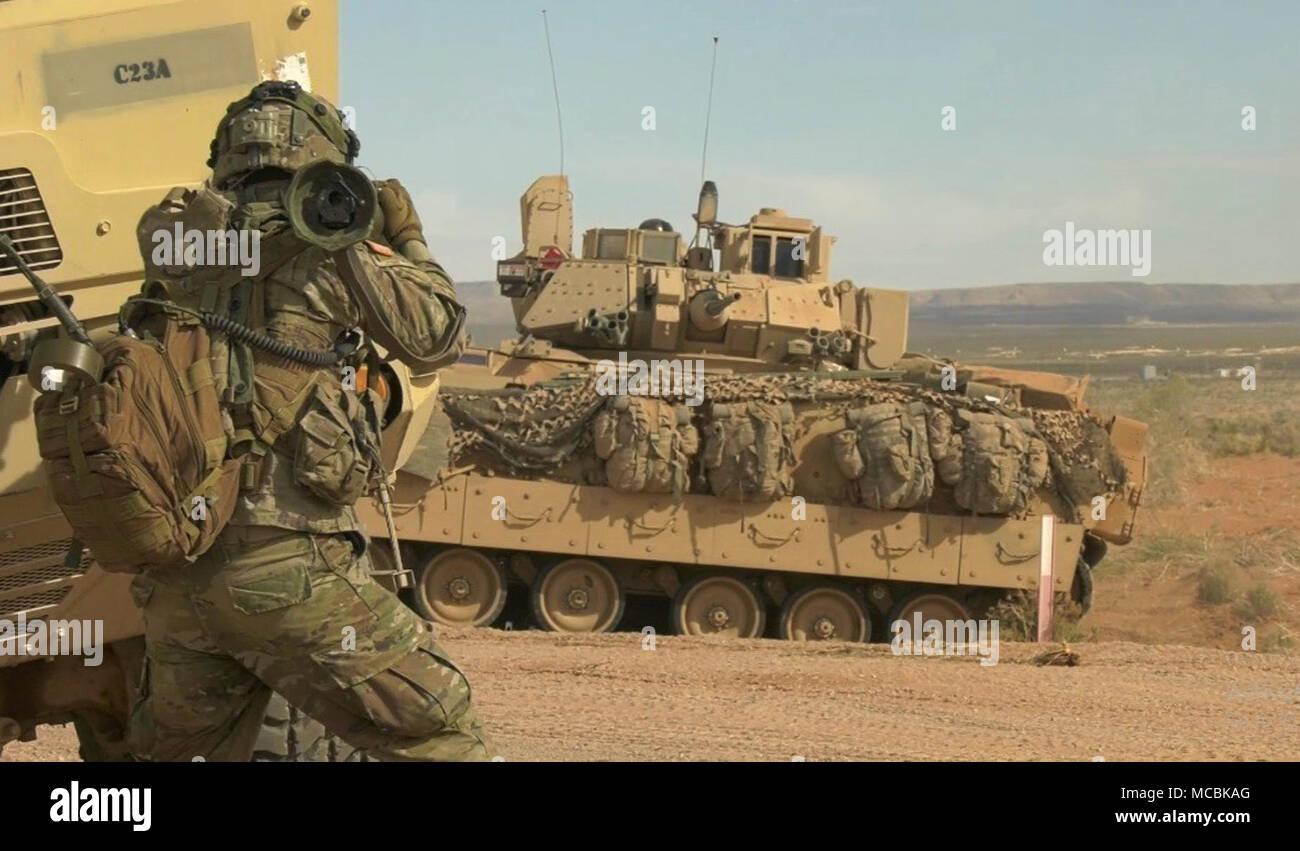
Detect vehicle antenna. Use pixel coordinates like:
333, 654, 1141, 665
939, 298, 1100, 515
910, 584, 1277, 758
542, 9, 565, 175
700, 36, 718, 184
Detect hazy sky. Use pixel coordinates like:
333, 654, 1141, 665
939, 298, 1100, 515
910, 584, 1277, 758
340, 0, 1298, 289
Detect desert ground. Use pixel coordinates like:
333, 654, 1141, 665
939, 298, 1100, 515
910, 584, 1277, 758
5, 628, 1297, 762
5, 324, 1297, 762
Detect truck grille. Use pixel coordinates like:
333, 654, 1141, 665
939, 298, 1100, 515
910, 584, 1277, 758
0, 538, 89, 620
0, 167, 63, 276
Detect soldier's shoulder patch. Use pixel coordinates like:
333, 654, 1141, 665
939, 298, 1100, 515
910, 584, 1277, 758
364, 239, 395, 257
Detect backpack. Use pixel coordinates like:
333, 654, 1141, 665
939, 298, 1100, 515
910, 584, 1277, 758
592, 395, 698, 496
33, 307, 241, 573
834, 401, 935, 510
941, 409, 1050, 515
701, 401, 794, 502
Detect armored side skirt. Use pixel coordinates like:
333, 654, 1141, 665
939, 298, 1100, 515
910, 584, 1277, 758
356, 472, 1081, 596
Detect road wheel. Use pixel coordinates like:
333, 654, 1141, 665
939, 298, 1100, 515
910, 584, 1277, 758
530, 558, 625, 633
887, 590, 972, 628
671, 573, 766, 638
777, 584, 870, 642
411, 547, 508, 628
252, 694, 368, 762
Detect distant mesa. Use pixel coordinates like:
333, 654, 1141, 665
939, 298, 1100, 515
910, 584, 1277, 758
459, 278, 1300, 342
910, 281, 1300, 325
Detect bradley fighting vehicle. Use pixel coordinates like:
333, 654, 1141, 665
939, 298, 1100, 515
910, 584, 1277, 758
356, 175, 1148, 640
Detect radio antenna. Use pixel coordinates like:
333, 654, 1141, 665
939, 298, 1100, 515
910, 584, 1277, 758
542, 9, 565, 175
699, 36, 718, 183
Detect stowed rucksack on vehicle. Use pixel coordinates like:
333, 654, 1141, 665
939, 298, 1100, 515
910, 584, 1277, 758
592, 395, 698, 496
700, 401, 795, 501
929, 408, 1050, 515
833, 401, 934, 510
833, 401, 1051, 515
33, 305, 241, 574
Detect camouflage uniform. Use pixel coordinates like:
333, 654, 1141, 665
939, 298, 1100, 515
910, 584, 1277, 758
126, 81, 493, 762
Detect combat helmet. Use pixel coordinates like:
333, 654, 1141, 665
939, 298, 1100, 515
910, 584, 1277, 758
207, 80, 359, 188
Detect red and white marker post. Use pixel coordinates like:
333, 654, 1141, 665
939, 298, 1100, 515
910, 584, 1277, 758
1037, 514, 1056, 642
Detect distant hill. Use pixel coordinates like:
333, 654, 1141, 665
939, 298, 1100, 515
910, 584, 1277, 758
910, 282, 1300, 325
458, 280, 517, 346
458, 279, 1300, 345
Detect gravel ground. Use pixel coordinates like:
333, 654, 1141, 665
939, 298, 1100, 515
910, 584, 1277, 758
5, 628, 1296, 762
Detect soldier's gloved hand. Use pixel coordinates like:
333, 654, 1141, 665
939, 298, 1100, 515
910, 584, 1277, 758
374, 179, 426, 251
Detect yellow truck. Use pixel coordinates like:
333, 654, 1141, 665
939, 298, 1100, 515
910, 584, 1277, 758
0, 0, 349, 760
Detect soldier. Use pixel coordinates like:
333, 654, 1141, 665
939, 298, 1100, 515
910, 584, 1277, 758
125, 80, 495, 761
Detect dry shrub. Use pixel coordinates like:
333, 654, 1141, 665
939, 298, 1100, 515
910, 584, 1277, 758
1123, 375, 1209, 504
986, 591, 1089, 643
1235, 584, 1281, 621
1196, 565, 1232, 605
1205, 413, 1300, 457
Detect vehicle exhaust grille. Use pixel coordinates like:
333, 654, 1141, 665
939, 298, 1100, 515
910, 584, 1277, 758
0, 538, 89, 621
0, 167, 63, 276
0, 588, 73, 620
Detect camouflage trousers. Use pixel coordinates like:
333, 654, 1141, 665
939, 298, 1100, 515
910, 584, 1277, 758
126, 524, 495, 761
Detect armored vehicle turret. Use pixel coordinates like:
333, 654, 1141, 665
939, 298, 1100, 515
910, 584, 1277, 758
492, 176, 907, 374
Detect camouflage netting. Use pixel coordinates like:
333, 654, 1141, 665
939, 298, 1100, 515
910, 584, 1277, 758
433, 372, 1126, 522
443, 379, 604, 470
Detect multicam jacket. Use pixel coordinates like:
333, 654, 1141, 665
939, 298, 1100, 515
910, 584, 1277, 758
136, 182, 464, 534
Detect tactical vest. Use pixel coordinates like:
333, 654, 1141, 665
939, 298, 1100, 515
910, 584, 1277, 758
136, 179, 469, 536
153, 197, 379, 534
